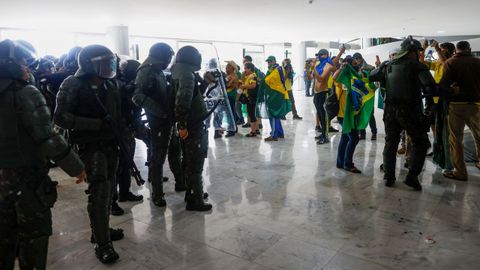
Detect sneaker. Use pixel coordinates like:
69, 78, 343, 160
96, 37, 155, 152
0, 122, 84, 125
110, 202, 124, 216
264, 136, 278, 142
118, 192, 143, 202
225, 131, 236, 137
344, 166, 362, 174
293, 115, 303, 120
214, 130, 222, 139
316, 138, 328, 145
329, 126, 339, 133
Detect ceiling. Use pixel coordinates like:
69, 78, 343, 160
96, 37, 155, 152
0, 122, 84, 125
1, 0, 479, 43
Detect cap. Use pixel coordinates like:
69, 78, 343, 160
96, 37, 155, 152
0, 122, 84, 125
315, 49, 329, 57
265, 56, 276, 62
353, 52, 363, 59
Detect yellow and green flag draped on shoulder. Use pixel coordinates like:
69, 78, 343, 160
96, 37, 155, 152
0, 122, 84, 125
337, 64, 375, 134
257, 65, 291, 118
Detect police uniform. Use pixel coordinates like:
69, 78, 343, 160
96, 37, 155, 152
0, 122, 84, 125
172, 46, 212, 212
370, 38, 437, 190
54, 45, 123, 263
0, 39, 84, 269
132, 43, 185, 207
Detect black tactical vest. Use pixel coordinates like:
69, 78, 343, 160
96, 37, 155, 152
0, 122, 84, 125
68, 77, 119, 144
0, 80, 41, 168
385, 58, 422, 104
142, 67, 175, 126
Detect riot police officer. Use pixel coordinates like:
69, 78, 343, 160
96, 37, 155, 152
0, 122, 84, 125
370, 37, 437, 190
0, 39, 86, 269
172, 46, 212, 211
133, 43, 185, 207
54, 45, 124, 264
113, 59, 144, 205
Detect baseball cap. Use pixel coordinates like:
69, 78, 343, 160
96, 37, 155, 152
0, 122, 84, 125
265, 56, 276, 62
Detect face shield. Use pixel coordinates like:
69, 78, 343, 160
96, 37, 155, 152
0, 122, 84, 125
90, 54, 117, 79
14, 40, 38, 70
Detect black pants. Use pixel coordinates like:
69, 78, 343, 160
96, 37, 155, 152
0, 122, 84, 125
247, 95, 257, 122
314, 91, 328, 138
0, 168, 54, 270
383, 104, 429, 180
80, 142, 119, 246
181, 127, 208, 199
113, 134, 136, 201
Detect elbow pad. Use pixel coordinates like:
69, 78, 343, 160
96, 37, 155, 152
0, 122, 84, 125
38, 133, 85, 176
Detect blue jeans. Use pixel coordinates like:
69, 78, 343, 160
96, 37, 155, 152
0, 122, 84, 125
337, 118, 360, 169
305, 80, 312, 96
269, 117, 284, 138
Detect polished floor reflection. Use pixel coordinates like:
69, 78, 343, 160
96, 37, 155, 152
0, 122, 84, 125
46, 93, 480, 269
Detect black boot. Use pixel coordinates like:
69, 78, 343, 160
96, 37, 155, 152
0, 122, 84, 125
95, 242, 119, 264
152, 173, 166, 206
110, 202, 124, 216
118, 192, 143, 202
186, 175, 212, 212
404, 174, 422, 191
91, 228, 124, 243
152, 194, 166, 207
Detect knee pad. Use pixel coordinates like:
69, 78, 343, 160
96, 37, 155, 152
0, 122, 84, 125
87, 152, 108, 182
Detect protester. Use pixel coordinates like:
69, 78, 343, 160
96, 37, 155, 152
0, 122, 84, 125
440, 41, 480, 181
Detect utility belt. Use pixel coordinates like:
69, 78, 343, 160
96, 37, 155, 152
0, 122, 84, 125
186, 123, 207, 138
0, 167, 58, 208
69, 130, 116, 145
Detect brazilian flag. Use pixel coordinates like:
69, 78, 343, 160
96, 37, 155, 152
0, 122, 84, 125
337, 65, 375, 134
257, 66, 291, 118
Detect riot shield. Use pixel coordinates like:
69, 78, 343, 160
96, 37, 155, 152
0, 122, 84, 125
177, 42, 237, 133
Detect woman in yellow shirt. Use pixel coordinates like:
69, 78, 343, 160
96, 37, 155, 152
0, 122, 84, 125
239, 62, 259, 137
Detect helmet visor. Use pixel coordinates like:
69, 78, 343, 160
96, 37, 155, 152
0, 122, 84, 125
91, 54, 117, 79
14, 41, 38, 69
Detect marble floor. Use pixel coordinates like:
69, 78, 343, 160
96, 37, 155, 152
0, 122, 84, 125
43, 93, 480, 270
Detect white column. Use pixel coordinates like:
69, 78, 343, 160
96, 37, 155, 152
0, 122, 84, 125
107, 25, 130, 56
293, 41, 307, 91
362, 37, 373, 49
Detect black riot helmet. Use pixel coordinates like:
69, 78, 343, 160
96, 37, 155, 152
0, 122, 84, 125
36, 58, 55, 77
63, 46, 82, 73
397, 36, 424, 59
77, 45, 117, 79
175, 46, 202, 71
0, 39, 38, 80
120, 59, 141, 82
146, 43, 174, 70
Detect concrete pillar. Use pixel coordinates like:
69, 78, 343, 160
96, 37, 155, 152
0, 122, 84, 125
107, 25, 130, 56
293, 41, 307, 91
